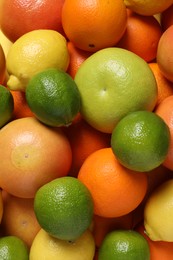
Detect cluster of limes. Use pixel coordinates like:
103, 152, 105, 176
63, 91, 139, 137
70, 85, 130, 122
0, 0, 173, 259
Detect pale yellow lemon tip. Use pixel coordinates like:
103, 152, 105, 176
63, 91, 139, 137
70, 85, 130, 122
7, 75, 25, 91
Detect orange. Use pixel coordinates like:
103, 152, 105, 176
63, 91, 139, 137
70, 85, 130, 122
62, 0, 127, 52
0, 117, 72, 198
78, 147, 148, 218
1, 191, 40, 248
155, 95, 173, 170
149, 63, 173, 107
0, 0, 65, 42
137, 224, 173, 260
0, 44, 6, 84
10, 90, 34, 119
117, 10, 162, 62
67, 41, 92, 79
64, 118, 111, 177
92, 213, 133, 248
161, 4, 173, 31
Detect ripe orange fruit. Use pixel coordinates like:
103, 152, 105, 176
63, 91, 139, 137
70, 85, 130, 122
161, 4, 173, 31
149, 63, 173, 107
117, 10, 162, 62
0, 0, 65, 42
0, 117, 72, 198
155, 95, 173, 170
78, 148, 148, 218
67, 42, 92, 79
137, 224, 173, 260
10, 90, 34, 119
1, 191, 40, 248
62, 0, 127, 52
64, 118, 111, 177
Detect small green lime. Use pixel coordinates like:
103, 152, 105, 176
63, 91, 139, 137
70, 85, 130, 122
26, 68, 81, 127
34, 176, 94, 241
98, 229, 150, 260
0, 85, 14, 128
111, 110, 170, 172
0, 236, 29, 260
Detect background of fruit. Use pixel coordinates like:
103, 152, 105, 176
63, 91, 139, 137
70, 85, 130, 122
0, 0, 173, 259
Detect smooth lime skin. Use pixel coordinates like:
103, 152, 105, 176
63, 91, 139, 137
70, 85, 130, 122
111, 110, 170, 172
0, 236, 29, 260
34, 176, 94, 241
98, 230, 150, 260
0, 85, 14, 128
74, 47, 157, 133
26, 68, 81, 127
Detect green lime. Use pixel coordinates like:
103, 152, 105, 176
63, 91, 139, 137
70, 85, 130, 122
111, 110, 170, 172
98, 229, 150, 260
74, 47, 157, 133
0, 85, 14, 128
0, 236, 29, 260
34, 176, 94, 241
26, 68, 81, 127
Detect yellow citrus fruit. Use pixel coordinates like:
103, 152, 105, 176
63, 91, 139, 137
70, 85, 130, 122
144, 179, 173, 242
124, 0, 173, 16
34, 176, 94, 241
26, 68, 81, 127
0, 235, 29, 260
6, 29, 69, 91
30, 228, 95, 260
98, 230, 150, 260
111, 110, 170, 172
74, 47, 157, 133
0, 44, 6, 84
0, 29, 13, 58
0, 85, 14, 128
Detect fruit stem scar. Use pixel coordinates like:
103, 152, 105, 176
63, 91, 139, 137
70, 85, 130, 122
88, 44, 95, 48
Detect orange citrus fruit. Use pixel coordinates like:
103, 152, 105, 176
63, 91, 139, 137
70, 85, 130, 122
155, 95, 173, 170
64, 118, 111, 177
0, 0, 65, 42
62, 0, 127, 52
1, 191, 40, 248
67, 41, 92, 79
0, 117, 72, 198
161, 4, 173, 31
149, 62, 173, 107
117, 10, 162, 62
78, 147, 148, 218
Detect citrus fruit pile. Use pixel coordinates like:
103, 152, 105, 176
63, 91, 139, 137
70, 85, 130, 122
1, 0, 173, 259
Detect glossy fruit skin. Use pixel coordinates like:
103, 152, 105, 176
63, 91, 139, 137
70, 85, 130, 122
0, 44, 6, 84
0, 0, 65, 42
111, 111, 170, 172
34, 177, 94, 241
62, 0, 127, 52
157, 25, 173, 82
26, 68, 81, 127
75, 47, 157, 133
98, 230, 150, 260
0, 85, 14, 128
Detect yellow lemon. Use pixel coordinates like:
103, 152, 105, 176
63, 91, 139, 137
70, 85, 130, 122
0, 29, 13, 58
6, 29, 69, 91
30, 228, 95, 260
124, 0, 173, 16
144, 179, 173, 242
